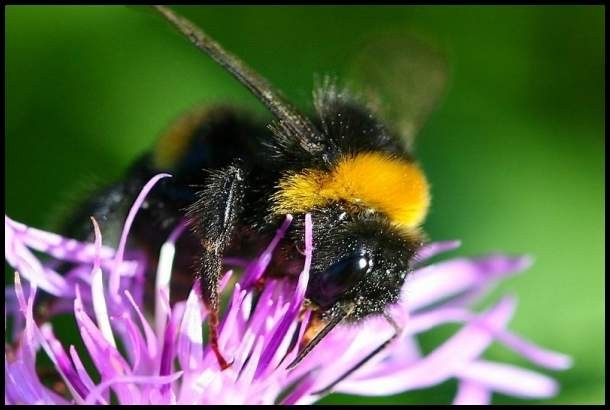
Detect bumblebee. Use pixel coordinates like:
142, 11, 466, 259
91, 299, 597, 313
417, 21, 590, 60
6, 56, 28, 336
61, 6, 446, 392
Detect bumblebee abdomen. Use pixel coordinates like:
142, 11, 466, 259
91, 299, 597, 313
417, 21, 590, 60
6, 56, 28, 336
151, 106, 268, 178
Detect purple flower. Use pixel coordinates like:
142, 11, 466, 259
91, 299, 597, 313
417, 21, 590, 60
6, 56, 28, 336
5, 174, 571, 405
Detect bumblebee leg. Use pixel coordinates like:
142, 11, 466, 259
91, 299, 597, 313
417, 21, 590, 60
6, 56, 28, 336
187, 164, 246, 370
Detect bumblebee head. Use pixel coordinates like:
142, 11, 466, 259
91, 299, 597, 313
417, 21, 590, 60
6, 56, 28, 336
301, 204, 423, 321
273, 150, 430, 321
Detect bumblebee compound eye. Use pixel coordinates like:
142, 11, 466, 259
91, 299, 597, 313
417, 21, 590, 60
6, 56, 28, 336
311, 251, 373, 307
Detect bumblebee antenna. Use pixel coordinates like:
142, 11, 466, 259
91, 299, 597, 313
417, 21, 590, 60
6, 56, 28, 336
311, 312, 402, 396
154, 6, 324, 150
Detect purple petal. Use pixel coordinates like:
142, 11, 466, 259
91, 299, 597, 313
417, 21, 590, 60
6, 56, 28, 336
456, 360, 559, 399
237, 336, 265, 385
414, 240, 461, 265
241, 214, 293, 288
254, 214, 312, 379
334, 296, 516, 395
69, 346, 100, 401
294, 213, 313, 304
123, 290, 159, 358
155, 220, 188, 336
232, 281, 278, 367
12, 275, 86, 403
5, 224, 68, 296
176, 283, 204, 372
73, 287, 132, 379
281, 374, 319, 405
6, 276, 69, 404
218, 269, 234, 292
405, 306, 572, 371
281, 309, 312, 367
5, 215, 115, 265
83, 372, 183, 405
5, 359, 68, 404
156, 287, 172, 346
453, 380, 492, 405
118, 312, 154, 374
110, 173, 172, 300
493, 330, 573, 371
91, 263, 117, 349
282, 318, 393, 398
218, 283, 248, 355
13, 273, 37, 360
160, 305, 182, 398
406, 306, 472, 335
404, 255, 532, 312
261, 307, 299, 379
252, 301, 291, 379
233, 282, 285, 372
40, 325, 90, 402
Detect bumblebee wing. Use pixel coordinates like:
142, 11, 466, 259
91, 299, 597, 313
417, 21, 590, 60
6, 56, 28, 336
347, 32, 448, 151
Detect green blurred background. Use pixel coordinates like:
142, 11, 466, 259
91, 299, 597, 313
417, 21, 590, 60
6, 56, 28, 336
5, 5, 604, 404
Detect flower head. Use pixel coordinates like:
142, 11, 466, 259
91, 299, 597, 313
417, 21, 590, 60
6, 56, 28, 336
5, 175, 571, 404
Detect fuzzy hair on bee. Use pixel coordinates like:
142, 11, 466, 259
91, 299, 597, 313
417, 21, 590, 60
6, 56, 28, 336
56, 5, 445, 393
